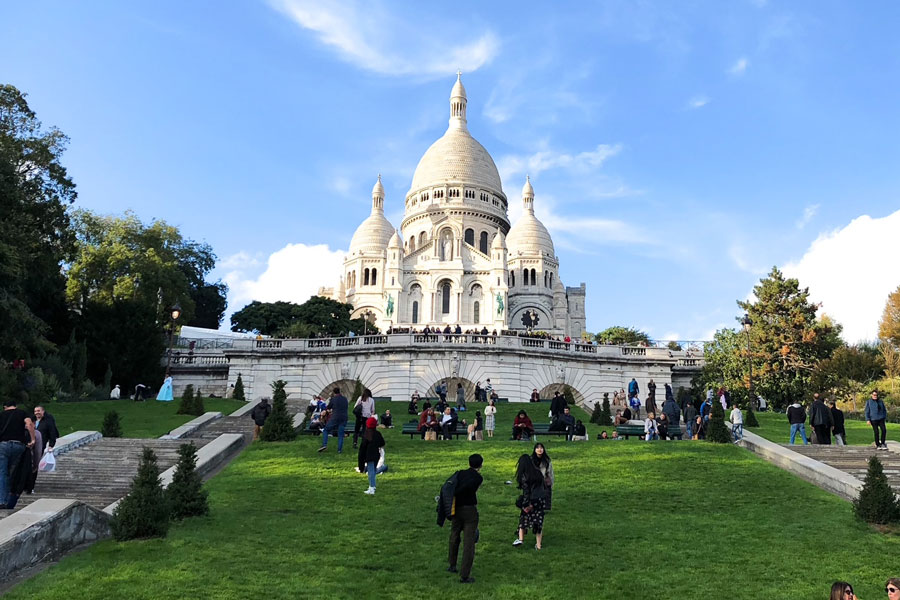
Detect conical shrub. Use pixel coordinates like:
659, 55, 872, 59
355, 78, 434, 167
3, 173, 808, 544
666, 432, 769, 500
706, 400, 732, 444
166, 442, 209, 520
233, 373, 245, 401
111, 447, 170, 540
261, 380, 296, 441
744, 405, 759, 427
193, 388, 205, 416
854, 455, 900, 524
177, 384, 195, 415
101, 410, 122, 438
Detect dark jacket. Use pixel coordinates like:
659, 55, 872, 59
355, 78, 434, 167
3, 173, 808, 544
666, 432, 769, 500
250, 402, 271, 426
327, 394, 349, 423
786, 404, 806, 425
550, 395, 566, 417
865, 398, 887, 422
662, 399, 681, 427
831, 406, 845, 436
684, 405, 697, 424
809, 400, 833, 427
35, 413, 59, 450
357, 430, 385, 472
628, 380, 639, 396
437, 471, 458, 527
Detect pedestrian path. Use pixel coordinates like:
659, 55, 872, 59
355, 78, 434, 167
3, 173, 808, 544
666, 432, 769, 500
783, 444, 900, 493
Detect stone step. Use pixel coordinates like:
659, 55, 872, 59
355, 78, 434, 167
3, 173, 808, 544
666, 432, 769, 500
779, 444, 900, 493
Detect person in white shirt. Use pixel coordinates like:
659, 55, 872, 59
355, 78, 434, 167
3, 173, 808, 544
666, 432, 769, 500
109, 384, 120, 400
729, 405, 744, 442
644, 412, 658, 441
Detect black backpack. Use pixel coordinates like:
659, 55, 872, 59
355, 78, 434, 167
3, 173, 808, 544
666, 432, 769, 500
436, 471, 459, 527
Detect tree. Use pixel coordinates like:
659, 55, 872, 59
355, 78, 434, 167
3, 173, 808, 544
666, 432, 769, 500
698, 328, 747, 404
0, 85, 76, 363
594, 326, 651, 345
102, 410, 122, 437
230, 296, 375, 338
744, 405, 759, 427
166, 442, 209, 520
71, 337, 87, 394
177, 384, 195, 415
853, 455, 900, 525
878, 285, 900, 347
260, 380, 296, 442
111, 447, 170, 540
880, 343, 900, 395
811, 345, 885, 408
187, 281, 228, 329
563, 385, 575, 405
666, 341, 682, 351
591, 394, 612, 426
233, 373, 245, 401
736, 267, 843, 409
193, 388, 205, 416
706, 399, 732, 444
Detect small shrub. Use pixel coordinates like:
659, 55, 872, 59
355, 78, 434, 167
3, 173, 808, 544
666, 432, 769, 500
706, 400, 732, 444
193, 388, 205, 416
166, 442, 209, 520
854, 455, 900, 524
111, 447, 170, 540
261, 380, 297, 442
177, 384, 195, 415
102, 410, 122, 437
744, 405, 760, 427
350, 378, 363, 405
233, 373, 245, 401
591, 395, 612, 426
563, 385, 575, 405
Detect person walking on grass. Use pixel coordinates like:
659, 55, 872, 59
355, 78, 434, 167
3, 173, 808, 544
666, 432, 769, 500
456, 383, 466, 411
829, 400, 846, 446
684, 401, 697, 439
446, 454, 483, 584
352, 388, 375, 449
729, 404, 743, 443
531, 443, 554, 511
484, 400, 496, 438
318, 388, 349, 454
513, 454, 549, 550
250, 398, 271, 441
786, 399, 809, 445
358, 417, 387, 495
865, 390, 888, 450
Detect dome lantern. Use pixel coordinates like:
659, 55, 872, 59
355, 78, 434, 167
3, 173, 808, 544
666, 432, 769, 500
522, 175, 534, 213
372, 174, 385, 212
449, 70, 467, 130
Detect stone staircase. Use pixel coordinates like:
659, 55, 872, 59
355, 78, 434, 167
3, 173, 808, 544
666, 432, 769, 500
0, 413, 257, 521
784, 444, 900, 492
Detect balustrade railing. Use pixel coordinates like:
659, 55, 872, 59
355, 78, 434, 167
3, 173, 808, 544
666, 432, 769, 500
255, 340, 282, 349
308, 339, 332, 349
335, 337, 359, 347
520, 338, 545, 348
547, 341, 570, 350
171, 354, 228, 366
364, 335, 388, 345
621, 347, 646, 356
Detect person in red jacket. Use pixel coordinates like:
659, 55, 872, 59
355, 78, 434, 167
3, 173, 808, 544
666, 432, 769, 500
511, 410, 534, 441
418, 408, 440, 439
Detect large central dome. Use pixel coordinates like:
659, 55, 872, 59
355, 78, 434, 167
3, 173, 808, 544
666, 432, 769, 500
407, 73, 504, 197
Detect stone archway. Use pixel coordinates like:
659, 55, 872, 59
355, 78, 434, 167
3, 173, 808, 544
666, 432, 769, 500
538, 383, 586, 406
426, 376, 478, 404
318, 378, 370, 401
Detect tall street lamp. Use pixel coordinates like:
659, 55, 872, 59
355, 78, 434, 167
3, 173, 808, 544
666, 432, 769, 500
741, 314, 755, 410
164, 303, 182, 378
363, 310, 373, 335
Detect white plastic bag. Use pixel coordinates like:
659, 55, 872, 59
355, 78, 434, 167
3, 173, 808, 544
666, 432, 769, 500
39, 451, 56, 473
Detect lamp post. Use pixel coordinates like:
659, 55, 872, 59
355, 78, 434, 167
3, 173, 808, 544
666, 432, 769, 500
164, 303, 182, 378
741, 314, 755, 410
362, 310, 373, 335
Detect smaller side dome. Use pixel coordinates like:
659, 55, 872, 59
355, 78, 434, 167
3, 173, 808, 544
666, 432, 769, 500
491, 228, 506, 250
388, 231, 401, 248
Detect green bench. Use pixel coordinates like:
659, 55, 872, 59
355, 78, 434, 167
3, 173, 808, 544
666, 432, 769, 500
401, 420, 467, 439
615, 423, 685, 440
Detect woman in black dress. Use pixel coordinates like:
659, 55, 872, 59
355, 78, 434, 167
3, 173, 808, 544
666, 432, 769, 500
512, 454, 549, 550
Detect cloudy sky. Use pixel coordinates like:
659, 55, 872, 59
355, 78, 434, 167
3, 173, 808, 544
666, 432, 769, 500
3, 1, 899, 342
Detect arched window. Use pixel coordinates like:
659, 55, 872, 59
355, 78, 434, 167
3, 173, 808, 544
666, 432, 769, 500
412, 301, 419, 324
523, 268, 528, 286
441, 282, 451, 314
364, 268, 370, 286
473, 301, 480, 323
479, 231, 488, 254
371, 268, 377, 286
544, 271, 548, 287
511, 272, 515, 287
549, 272, 553, 287
419, 232, 426, 246
352, 271, 356, 288
464, 228, 475, 246
531, 269, 537, 286
409, 236, 416, 252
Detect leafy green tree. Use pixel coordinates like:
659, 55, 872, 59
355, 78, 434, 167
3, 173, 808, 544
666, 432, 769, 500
187, 281, 228, 329
231, 297, 376, 337
591, 394, 612, 426
853, 455, 900, 524
102, 410, 122, 437
233, 373, 245, 401
736, 267, 843, 409
744, 405, 759, 427
230, 301, 299, 335
697, 328, 748, 405
166, 442, 209, 520
666, 341, 682, 351
811, 345, 884, 409
706, 399, 732, 444
71, 337, 87, 395
0, 85, 76, 363
594, 326, 651, 345
261, 380, 296, 442
878, 284, 900, 347
563, 385, 575, 405
111, 447, 170, 540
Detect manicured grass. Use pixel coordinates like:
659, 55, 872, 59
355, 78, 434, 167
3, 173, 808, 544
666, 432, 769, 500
7, 402, 900, 599
44, 398, 247, 438
750, 410, 900, 446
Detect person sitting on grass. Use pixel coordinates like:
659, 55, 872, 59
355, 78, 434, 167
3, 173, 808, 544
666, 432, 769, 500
599, 430, 609, 440
644, 411, 659, 441
379, 410, 393, 429
885, 578, 899, 600
573, 420, 587, 441
408, 393, 419, 415
418, 408, 440, 439
512, 410, 534, 441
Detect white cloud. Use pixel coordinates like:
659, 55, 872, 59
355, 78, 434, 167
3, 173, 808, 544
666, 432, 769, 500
687, 95, 710, 109
728, 243, 766, 275
269, 0, 499, 77
795, 203, 819, 229
223, 243, 346, 314
728, 57, 749, 75
497, 144, 623, 182
219, 251, 262, 271
782, 209, 900, 343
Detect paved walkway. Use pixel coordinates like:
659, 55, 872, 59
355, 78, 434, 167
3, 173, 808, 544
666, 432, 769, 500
0, 413, 257, 520
782, 444, 900, 492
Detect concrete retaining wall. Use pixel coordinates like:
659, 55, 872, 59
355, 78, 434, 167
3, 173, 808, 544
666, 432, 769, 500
52, 431, 102, 456
0, 499, 111, 581
159, 412, 222, 439
739, 430, 863, 501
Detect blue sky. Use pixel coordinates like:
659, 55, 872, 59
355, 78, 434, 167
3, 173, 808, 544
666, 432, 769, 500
3, 1, 899, 342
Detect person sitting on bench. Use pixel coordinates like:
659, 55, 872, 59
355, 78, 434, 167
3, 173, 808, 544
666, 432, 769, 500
512, 410, 534, 441
441, 407, 458, 440
613, 409, 629, 426
418, 408, 440, 439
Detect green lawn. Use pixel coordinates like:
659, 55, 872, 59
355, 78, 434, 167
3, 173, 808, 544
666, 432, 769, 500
7, 402, 900, 599
45, 398, 246, 439
750, 410, 900, 446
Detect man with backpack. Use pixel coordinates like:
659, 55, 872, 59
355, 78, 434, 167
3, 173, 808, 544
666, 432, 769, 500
439, 454, 483, 584
250, 398, 271, 441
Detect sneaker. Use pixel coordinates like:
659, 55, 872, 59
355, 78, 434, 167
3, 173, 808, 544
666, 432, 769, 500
459, 577, 475, 584
364, 487, 375, 495
446, 566, 458, 573
535, 544, 541, 550
512, 539, 523, 547
317, 446, 327, 453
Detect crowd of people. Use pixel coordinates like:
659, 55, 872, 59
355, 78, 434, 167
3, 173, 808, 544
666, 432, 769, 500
786, 390, 889, 449
0, 396, 60, 510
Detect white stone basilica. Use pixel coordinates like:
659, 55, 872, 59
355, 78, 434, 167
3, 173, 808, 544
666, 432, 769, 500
320, 75, 586, 338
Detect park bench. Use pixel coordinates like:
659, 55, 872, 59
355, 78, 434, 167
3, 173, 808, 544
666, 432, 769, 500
615, 422, 686, 440
402, 420, 468, 439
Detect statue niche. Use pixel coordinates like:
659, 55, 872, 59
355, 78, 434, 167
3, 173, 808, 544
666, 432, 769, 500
440, 230, 453, 261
